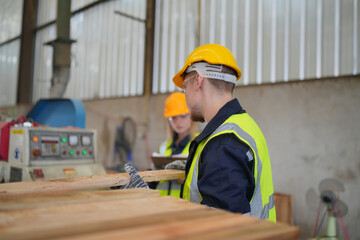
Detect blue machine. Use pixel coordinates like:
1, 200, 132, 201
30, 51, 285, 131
27, 99, 86, 129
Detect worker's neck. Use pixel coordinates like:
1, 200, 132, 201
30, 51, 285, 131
203, 91, 233, 123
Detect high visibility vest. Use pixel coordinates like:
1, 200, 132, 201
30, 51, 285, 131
182, 113, 276, 222
159, 139, 191, 157
157, 139, 190, 198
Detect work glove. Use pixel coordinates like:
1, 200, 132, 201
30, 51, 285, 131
120, 163, 149, 189
164, 160, 186, 170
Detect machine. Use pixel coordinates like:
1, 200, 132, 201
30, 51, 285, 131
3, 126, 106, 182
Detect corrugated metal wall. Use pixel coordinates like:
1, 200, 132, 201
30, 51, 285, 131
0, 0, 23, 108
67, 0, 146, 99
36, 0, 101, 26
0, 0, 22, 41
33, 26, 56, 100
152, 0, 199, 94
1, 0, 359, 106
36, 0, 56, 26
32, 0, 146, 102
153, 0, 360, 92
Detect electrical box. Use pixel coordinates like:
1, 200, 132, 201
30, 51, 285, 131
4, 126, 106, 182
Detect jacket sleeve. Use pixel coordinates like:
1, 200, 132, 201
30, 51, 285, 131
197, 133, 255, 213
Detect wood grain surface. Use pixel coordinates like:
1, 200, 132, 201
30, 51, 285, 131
0, 173, 299, 240
0, 188, 159, 210
0, 169, 184, 197
0, 192, 299, 240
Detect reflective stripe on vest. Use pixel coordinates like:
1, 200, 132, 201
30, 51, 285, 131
183, 114, 276, 221
156, 180, 181, 197
159, 140, 172, 156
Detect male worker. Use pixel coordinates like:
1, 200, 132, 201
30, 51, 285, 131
172, 43, 276, 222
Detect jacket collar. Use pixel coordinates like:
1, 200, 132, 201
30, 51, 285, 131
182, 98, 246, 190
170, 133, 190, 150
193, 98, 245, 144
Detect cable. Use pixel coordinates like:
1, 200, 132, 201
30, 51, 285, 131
315, 207, 328, 237
336, 213, 350, 240
329, 196, 350, 240
313, 200, 323, 237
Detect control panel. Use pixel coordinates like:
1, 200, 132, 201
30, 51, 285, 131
29, 130, 95, 162
4, 126, 105, 183
8, 127, 97, 166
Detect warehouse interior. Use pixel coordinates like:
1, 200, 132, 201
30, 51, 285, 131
0, 0, 359, 239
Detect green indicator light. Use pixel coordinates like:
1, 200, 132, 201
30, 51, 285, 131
69, 150, 74, 155
62, 138, 67, 143
83, 150, 87, 155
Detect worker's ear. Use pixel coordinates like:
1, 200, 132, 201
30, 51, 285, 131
195, 74, 204, 90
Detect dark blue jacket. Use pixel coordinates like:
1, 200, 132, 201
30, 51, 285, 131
182, 98, 255, 213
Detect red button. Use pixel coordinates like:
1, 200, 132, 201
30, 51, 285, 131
33, 169, 44, 178
32, 149, 41, 157
76, 151, 80, 155
63, 151, 67, 155
89, 151, 93, 155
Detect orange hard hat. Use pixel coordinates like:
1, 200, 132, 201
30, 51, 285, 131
163, 92, 189, 118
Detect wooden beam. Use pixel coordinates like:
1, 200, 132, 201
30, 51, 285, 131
0, 169, 185, 197
0, 194, 299, 240
61, 213, 262, 240
274, 193, 293, 225
0, 188, 160, 211
0, 196, 204, 240
17, 0, 38, 104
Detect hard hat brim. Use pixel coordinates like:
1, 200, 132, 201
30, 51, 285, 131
173, 64, 189, 89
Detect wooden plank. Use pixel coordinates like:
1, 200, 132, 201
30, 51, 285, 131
182, 221, 299, 240
1, 207, 230, 240
57, 212, 299, 240
274, 193, 293, 225
0, 188, 299, 240
0, 169, 184, 197
0, 196, 205, 240
0, 194, 299, 240
0, 174, 299, 240
0, 188, 160, 211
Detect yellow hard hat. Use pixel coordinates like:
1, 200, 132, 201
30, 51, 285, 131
163, 92, 189, 118
173, 43, 242, 89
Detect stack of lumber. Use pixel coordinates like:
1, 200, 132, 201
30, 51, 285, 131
0, 170, 299, 240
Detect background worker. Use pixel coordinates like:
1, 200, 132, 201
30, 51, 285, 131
151, 92, 197, 197
172, 43, 276, 222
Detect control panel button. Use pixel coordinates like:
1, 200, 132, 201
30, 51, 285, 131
32, 149, 41, 157
33, 168, 44, 178
69, 135, 78, 146
81, 136, 91, 146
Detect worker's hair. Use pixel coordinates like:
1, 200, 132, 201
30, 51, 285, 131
207, 65, 236, 93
